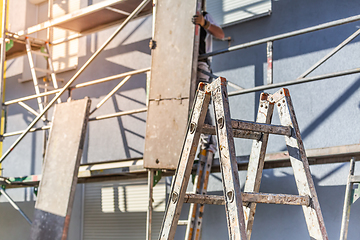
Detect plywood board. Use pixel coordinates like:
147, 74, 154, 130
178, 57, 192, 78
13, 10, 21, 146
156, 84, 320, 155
144, 99, 190, 169
29, 98, 91, 240
144, 0, 200, 170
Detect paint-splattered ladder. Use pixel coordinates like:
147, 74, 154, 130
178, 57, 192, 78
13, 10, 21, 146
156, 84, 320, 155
158, 77, 328, 240
340, 157, 359, 240
176, 148, 214, 240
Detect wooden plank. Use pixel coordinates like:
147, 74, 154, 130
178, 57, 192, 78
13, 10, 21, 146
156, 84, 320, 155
144, 0, 200, 170
15, 0, 152, 36
144, 99, 190, 169
3, 144, 360, 188
29, 98, 91, 240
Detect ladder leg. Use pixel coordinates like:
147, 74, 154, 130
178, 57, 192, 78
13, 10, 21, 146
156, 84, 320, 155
185, 149, 207, 240
25, 38, 44, 113
243, 93, 274, 239
339, 158, 355, 240
211, 77, 247, 240
158, 84, 210, 240
274, 88, 328, 240
45, 42, 61, 104
193, 150, 214, 240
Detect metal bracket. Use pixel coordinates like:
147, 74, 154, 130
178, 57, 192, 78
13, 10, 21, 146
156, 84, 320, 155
149, 94, 188, 105
351, 183, 360, 204
149, 39, 157, 50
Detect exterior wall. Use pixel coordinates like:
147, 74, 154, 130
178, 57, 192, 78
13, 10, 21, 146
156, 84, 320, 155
0, 1, 151, 239
1, 0, 360, 240
174, 0, 360, 239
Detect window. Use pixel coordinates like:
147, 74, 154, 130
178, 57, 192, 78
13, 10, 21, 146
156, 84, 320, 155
206, 0, 271, 27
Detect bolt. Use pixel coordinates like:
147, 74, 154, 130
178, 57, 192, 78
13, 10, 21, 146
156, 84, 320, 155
227, 190, 234, 203
218, 117, 224, 129
171, 192, 179, 203
190, 122, 196, 134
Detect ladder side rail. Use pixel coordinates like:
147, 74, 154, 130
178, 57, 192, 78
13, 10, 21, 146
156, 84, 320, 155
185, 149, 207, 240
275, 88, 328, 240
192, 151, 214, 240
210, 77, 247, 240
45, 42, 61, 103
339, 158, 356, 240
25, 38, 44, 112
158, 85, 210, 240
243, 92, 274, 239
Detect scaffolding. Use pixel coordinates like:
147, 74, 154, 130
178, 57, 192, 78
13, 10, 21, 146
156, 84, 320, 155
0, 0, 359, 239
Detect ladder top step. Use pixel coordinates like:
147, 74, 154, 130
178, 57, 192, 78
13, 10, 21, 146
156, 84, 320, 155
33, 67, 52, 74
31, 50, 49, 57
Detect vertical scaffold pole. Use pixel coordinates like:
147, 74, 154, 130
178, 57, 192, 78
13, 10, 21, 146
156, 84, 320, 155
0, 0, 8, 175
147, 169, 154, 240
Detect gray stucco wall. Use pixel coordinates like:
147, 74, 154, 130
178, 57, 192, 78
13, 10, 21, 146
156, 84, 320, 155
0, 0, 151, 239
175, 0, 360, 239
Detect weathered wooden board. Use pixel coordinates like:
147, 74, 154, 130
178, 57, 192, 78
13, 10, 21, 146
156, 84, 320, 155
144, 0, 200, 169
29, 98, 91, 240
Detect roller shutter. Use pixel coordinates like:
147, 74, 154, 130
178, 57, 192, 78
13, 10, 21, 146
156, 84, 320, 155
83, 179, 166, 240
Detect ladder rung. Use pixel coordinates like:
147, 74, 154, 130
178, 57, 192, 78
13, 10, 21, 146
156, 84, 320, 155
38, 84, 56, 90
177, 220, 189, 225
184, 193, 310, 206
31, 50, 49, 57
33, 67, 52, 74
184, 194, 224, 205
231, 119, 292, 136
350, 175, 360, 183
202, 124, 262, 140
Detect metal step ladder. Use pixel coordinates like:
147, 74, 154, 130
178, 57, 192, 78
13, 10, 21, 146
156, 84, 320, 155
158, 77, 328, 240
25, 37, 61, 112
340, 157, 359, 240
177, 149, 214, 240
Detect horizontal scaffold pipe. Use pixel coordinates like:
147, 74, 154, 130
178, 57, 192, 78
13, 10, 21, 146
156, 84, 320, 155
2, 108, 147, 138
3, 67, 150, 106
200, 14, 360, 59
229, 67, 360, 96
0, 0, 152, 163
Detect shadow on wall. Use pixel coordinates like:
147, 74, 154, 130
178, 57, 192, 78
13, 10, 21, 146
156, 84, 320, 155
211, 0, 360, 118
